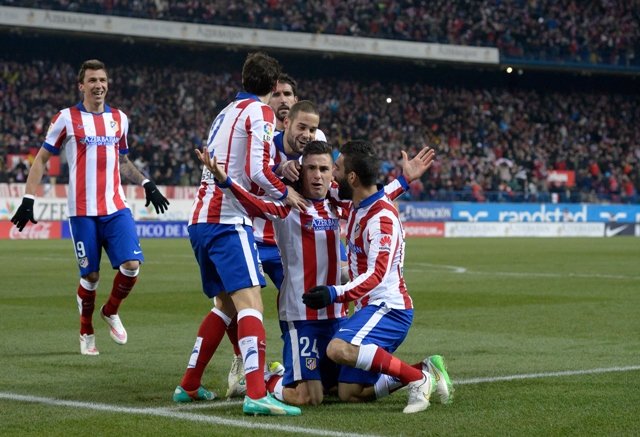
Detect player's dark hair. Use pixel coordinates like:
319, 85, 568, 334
339, 140, 379, 186
278, 73, 298, 97
78, 59, 107, 83
288, 100, 318, 122
242, 52, 281, 96
302, 140, 333, 159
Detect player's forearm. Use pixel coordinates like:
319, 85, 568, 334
334, 269, 383, 303
24, 160, 46, 197
24, 150, 51, 196
119, 155, 146, 185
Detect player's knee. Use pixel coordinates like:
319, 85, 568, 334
84, 272, 100, 283
121, 260, 140, 271
326, 339, 349, 364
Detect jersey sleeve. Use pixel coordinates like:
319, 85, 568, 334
246, 104, 288, 200
117, 110, 129, 155
383, 175, 409, 201
42, 111, 67, 155
334, 214, 399, 303
224, 177, 290, 221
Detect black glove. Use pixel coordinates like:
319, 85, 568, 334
11, 197, 37, 232
302, 285, 337, 310
143, 180, 170, 214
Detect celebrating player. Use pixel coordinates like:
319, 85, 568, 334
173, 52, 303, 416
199, 140, 436, 407
303, 140, 454, 413
10, 59, 170, 356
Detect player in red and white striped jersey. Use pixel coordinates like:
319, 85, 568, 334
199, 140, 435, 407
303, 140, 448, 413
175, 52, 303, 416
10, 59, 169, 357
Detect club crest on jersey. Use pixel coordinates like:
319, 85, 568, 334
305, 358, 317, 371
263, 122, 274, 142
378, 234, 392, 252
110, 120, 119, 131
78, 257, 89, 268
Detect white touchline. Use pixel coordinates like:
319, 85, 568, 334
455, 365, 640, 385
407, 263, 640, 280
0, 393, 380, 437
2, 365, 639, 434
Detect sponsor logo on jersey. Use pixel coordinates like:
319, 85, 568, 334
81, 135, 119, 147
311, 217, 339, 231
378, 234, 392, 251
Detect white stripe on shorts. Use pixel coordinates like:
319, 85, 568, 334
235, 223, 261, 285
351, 305, 391, 346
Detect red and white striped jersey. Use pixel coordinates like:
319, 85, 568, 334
43, 103, 129, 217
189, 93, 288, 226
334, 189, 413, 311
222, 177, 348, 322
253, 130, 290, 244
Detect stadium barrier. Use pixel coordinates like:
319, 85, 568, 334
1, 184, 639, 239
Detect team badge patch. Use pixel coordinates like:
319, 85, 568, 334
305, 358, 317, 371
78, 257, 89, 268
110, 120, 119, 131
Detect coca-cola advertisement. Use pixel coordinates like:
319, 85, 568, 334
0, 221, 62, 239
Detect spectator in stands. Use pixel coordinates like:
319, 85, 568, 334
13, 0, 640, 67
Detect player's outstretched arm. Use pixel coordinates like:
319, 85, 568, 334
401, 147, 436, 183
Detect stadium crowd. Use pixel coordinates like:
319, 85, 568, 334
2, 58, 638, 203
5, 0, 640, 67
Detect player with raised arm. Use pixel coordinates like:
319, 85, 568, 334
303, 140, 454, 413
173, 52, 303, 416
198, 141, 436, 407
10, 59, 169, 356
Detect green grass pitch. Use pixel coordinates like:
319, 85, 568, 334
1, 237, 639, 436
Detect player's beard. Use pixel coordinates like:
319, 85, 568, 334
337, 176, 353, 200
276, 106, 289, 122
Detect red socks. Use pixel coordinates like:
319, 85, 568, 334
103, 269, 137, 316
370, 347, 423, 385
77, 283, 96, 335
180, 309, 228, 391
237, 309, 267, 399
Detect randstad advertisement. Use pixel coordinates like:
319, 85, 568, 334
452, 203, 640, 223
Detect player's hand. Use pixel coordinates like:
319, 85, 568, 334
402, 147, 436, 182
285, 186, 307, 211
143, 180, 170, 214
10, 196, 37, 232
302, 285, 337, 309
281, 160, 301, 182
195, 147, 228, 182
